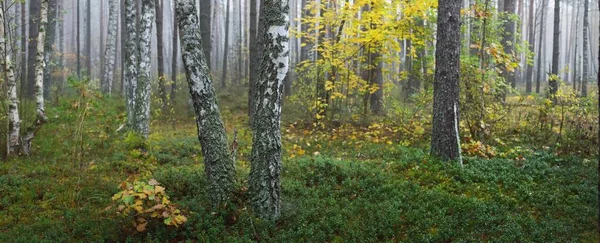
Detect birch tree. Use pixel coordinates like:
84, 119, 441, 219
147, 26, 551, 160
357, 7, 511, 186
249, 0, 290, 220
134, 0, 155, 138
175, 0, 235, 208
1, 3, 20, 156
23, 0, 49, 155
102, 0, 119, 94
430, 0, 461, 162
124, 0, 139, 130
581, 0, 589, 97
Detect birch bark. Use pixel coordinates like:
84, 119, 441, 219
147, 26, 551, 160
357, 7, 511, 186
1, 4, 21, 156
102, 0, 119, 94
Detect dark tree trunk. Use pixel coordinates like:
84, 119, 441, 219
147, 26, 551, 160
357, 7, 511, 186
431, 0, 462, 162
43, 0, 57, 99
86, 0, 91, 77
27, 0, 41, 98
171, 5, 178, 104
77, 0, 81, 80
199, 0, 211, 69
535, 0, 547, 94
175, 0, 235, 208
525, 0, 535, 93
548, 0, 560, 99
248, 0, 259, 121
581, 0, 589, 97
502, 0, 516, 99
155, 0, 167, 109
20, 2, 26, 97
221, 0, 231, 88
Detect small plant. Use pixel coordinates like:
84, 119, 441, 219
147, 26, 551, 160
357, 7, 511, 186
111, 179, 187, 232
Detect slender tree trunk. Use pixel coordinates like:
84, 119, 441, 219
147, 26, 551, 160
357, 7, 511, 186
155, 0, 167, 109
535, 0, 547, 94
248, 0, 258, 121
573, 2, 580, 94
23, 0, 49, 155
86, 0, 91, 77
1, 4, 21, 156
175, 0, 235, 208
43, 0, 57, 99
58, 0, 65, 93
250, 0, 289, 221
221, 0, 231, 88
525, 0, 535, 93
121, 0, 126, 95
548, 0, 560, 99
27, 0, 41, 98
134, 0, 155, 138
199, 0, 211, 69
124, 0, 138, 130
502, 0, 516, 99
77, 0, 81, 80
237, 0, 243, 83
171, 7, 178, 104
102, 0, 119, 94
582, 0, 589, 97
20, 2, 26, 97
431, 0, 462, 163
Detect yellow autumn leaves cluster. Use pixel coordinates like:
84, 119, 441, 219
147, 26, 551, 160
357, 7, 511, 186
111, 179, 187, 232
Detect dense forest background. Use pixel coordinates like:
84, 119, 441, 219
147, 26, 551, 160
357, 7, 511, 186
0, 0, 599, 241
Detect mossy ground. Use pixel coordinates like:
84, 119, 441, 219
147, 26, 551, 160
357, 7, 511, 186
0, 89, 598, 242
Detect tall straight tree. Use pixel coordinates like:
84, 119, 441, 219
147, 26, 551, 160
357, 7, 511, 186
155, 0, 167, 109
175, 0, 235, 208
1, 3, 21, 156
525, 0, 534, 93
134, 0, 155, 138
77, 0, 81, 79
199, 0, 211, 69
248, 0, 259, 121
102, 0, 119, 94
502, 0, 516, 97
27, 0, 41, 98
431, 0, 462, 162
581, 0, 589, 97
548, 0, 560, 99
535, 0, 547, 94
23, 0, 49, 155
43, 0, 57, 99
86, 0, 91, 77
124, 0, 138, 130
171, 5, 178, 104
221, 0, 231, 88
249, 0, 289, 220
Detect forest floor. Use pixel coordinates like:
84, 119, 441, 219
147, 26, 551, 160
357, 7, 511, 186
0, 89, 598, 242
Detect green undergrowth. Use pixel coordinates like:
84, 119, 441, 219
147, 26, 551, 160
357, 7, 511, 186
0, 92, 598, 242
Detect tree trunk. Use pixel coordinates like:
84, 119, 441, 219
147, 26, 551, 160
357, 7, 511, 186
581, 0, 589, 97
199, 0, 211, 69
124, 0, 138, 130
248, 0, 259, 121
27, 0, 41, 99
43, 0, 57, 100
548, 0, 560, 99
525, 0, 535, 93
23, 0, 49, 155
572, 2, 580, 94
77, 0, 81, 80
502, 0, 516, 99
431, 0, 462, 163
121, 0, 127, 95
171, 6, 178, 104
535, 0, 547, 94
86, 0, 91, 77
58, 0, 65, 93
221, 0, 231, 88
155, 0, 167, 109
134, 0, 155, 138
250, 0, 289, 221
1, 4, 21, 156
20, 2, 26, 97
175, 0, 235, 208
102, 0, 119, 94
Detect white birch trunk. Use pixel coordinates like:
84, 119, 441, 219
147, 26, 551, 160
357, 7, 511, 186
124, 0, 138, 131
175, 0, 235, 208
249, 0, 290, 220
1, 4, 21, 156
102, 0, 119, 94
22, 0, 49, 155
134, 0, 155, 138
